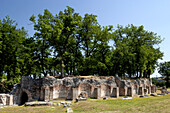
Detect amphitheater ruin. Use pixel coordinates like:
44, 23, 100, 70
0, 76, 158, 105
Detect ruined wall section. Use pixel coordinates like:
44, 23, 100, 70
11, 76, 42, 105
12, 76, 155, 105
41, 76, 118, 100
115, 77, 153, 96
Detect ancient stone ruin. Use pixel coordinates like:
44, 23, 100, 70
7, 76, 157, 105
0, 94, 13, 106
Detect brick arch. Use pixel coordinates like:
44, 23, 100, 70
78, 83, 92, 98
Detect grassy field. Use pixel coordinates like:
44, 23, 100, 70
0, 93, 170, 113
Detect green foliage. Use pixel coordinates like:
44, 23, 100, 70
152, 78, 166, 87
0, 6, 164, 92
158, 61, 170, 87
111, 24, 163, 78
0, 16, 27, 86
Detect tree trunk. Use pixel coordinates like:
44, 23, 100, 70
70, 62, 73, 75
73, 62, 75, 76
60, 60, 64, 78
165, 75, 169, 88
139, 70, 142, 78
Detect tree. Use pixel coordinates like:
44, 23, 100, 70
52, 6, 82, 78
30, 9, 53, 77
112, 24, 163, 78
0, 16, 27, 90
93, 26, 113, 76
30, 6, 82, 78
158, 61, 170, 87
79, 14, 101, 75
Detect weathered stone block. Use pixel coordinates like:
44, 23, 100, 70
119, 87, 127, 96
0, 94, 7, 105
127, 87, 134, 97
100, 85, 111, 97
93, 88, 101, 99
151, 85, 156, 93
9, 95, 13, 105
44, 88, 49, 102
40, 89, 45, 101
66, 87, 73, 100
144, 88, 148, 95
0, 94, 13, 105
111, 87, 119, 98
72, 88, 78, 100
134, 85, 139, 95
139, 87, 144, 96
147, 86, 151, 94
49, 87, 53, 100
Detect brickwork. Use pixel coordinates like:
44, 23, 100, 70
9, 76, 155, 105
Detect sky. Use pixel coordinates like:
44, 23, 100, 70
1, 0, 170, 77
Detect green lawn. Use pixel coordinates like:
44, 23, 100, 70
1, 94, 170, 113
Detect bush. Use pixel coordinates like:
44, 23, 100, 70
152, 78, 166, 87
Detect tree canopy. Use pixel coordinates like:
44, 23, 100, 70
0, 6, 164, 92
158, 61, 170, 87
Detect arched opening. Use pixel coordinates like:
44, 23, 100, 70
79, 83, 91, 97
20, 92, 28, 105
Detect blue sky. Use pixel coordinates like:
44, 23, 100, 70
1, 0, 170, 77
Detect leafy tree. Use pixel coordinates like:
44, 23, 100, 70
158, 61, 170, 87
53, 6, 82, 77
0, 16, 27, 91
30, 9, 53, 77
112, 24, 163, 78
152, 78, 166, 87
94, 26, 113, 76
79, 14, 101, 75
30, 6, 82, 78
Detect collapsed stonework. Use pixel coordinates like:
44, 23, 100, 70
0, 94, 13, 105
9, 76, 156, 105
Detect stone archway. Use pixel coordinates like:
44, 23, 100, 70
19, 89, 32, 105
20, 92, 28, 105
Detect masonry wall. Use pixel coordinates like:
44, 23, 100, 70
11, 76, 155, 105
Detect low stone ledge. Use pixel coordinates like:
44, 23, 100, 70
25, 102, 53, 106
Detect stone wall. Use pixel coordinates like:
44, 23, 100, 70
0, 94, 13, 105
11, 76, 155, 105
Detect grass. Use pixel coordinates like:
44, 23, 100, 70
1, 90, 170, 113
72, 94, 170, 113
